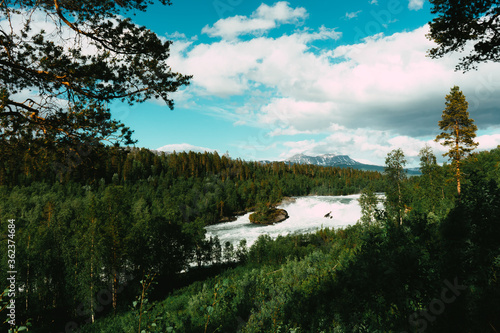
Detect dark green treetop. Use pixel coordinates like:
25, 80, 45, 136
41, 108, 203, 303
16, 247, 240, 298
0, 0, 191, 147
427, 0, 500, 71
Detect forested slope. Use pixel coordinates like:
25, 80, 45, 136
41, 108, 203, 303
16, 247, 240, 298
0, 147, 384, 332
80, 147, 500, 333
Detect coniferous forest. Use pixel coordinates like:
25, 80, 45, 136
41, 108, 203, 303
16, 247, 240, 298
1, 143, 500, 332
0, 146, 386, 332
2, 0, 500, 332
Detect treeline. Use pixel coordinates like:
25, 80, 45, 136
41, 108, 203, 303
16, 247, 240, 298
0, 144, 383, 194
0, 147, 384, 332
79, 146, 500, 333
0, 146, 384, 225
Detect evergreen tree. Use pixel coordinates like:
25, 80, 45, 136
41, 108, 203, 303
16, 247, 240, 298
435, 86, 478, 196
428, 0, 500, 71
1, 0, 191, 163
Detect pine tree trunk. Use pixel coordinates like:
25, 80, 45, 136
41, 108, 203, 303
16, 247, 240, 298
90, 217, 95, 323
112, 268, 117, 313
398, 181, 402, 226
26, 235, 30, 312
455, 122, 461, 196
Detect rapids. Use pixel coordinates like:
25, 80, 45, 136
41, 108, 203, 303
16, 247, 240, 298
205, 194, 365, 247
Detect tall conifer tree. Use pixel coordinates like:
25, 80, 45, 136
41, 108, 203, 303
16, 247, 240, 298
435, 86, 478, 196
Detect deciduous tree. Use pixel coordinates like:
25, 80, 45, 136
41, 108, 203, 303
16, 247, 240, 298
384, 148, 407, 226
358, 186, 379, 226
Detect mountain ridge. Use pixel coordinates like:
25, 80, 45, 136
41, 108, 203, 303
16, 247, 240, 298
261, 153, 420, 175
287, 153, 362, 167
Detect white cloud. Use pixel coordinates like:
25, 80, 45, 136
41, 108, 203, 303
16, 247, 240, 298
156, 143, 216, 154
408, 0, 425, 11
345, 10, 362, 20
281, 139, 326, 158
166, 4, 500, 165
260, 98, 338, 132
171, 22, 500, 137
170, 27, 341, 97
202, 1, 307, 40
476, 134, 500, 150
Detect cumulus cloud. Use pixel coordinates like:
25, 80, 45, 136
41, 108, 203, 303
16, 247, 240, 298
253, 25, 500, 136
166, 2, 500, 164
202, 1, 307, 40
408, 0, 425, 11
170, 27, 341, 97
277, 129, 499, 167
171, 19, 500, 135
476, 134, 500, 150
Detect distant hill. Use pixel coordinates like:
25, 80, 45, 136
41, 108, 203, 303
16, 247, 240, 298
288, 153, 363, 167
261, 153, 420, 175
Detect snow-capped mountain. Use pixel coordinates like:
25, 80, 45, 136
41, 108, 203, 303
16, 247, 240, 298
261, 153, 420, 174
286, 153, 363, 167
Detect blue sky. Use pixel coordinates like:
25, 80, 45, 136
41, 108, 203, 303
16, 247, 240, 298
113, 0, 500, 167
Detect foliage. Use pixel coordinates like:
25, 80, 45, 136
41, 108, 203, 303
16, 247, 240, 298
79, 226, 361, 333
407, 145, 456, 220
0, 0, 191, 148
384, 148, 409, 226
249, 205, 288, 225
428, 0, 500, 71
0, 148, 384, 331
358, 186, 380, 226
2, 146, 500, 332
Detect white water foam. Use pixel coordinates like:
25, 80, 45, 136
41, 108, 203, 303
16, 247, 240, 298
205, 194, 363, 247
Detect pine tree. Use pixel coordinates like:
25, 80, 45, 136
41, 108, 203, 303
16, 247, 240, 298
435, 86, 478, 196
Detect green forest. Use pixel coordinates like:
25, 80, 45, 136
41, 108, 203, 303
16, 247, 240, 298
2, 0, 500, 332
0, 146, 385, 332
1, 143, 500, 332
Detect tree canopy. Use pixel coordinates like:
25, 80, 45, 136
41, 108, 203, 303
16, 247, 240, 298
0, 0, 191, 147
427, 0, 500, 71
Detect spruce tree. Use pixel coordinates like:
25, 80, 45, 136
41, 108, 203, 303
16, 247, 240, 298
435, 86, 478, 196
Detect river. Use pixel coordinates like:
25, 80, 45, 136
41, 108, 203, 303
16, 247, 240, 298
205, 194, 365, 247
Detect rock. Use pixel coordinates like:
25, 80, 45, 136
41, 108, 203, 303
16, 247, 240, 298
324, 211, 332, 218
272, 209, 289, 224
249, 208, 289, 225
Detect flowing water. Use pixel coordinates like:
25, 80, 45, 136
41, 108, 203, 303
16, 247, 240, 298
205, 194, 364, 247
